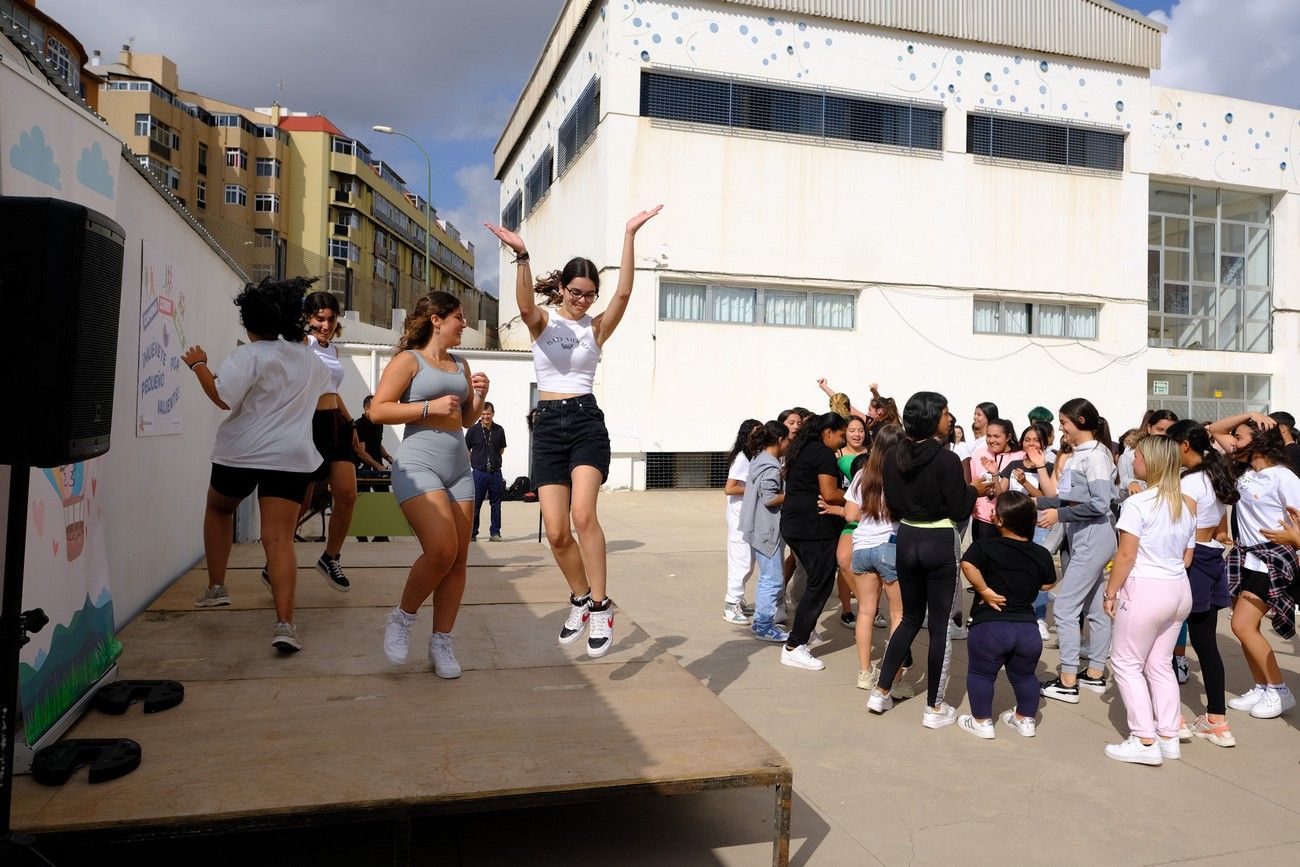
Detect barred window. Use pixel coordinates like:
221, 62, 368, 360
640, 70, 941, 151
524, 148, 553, 218
660, 281, 854, 330
966, 114, 1124, 172
501, 191, 522, 232
558, 77, 600, 176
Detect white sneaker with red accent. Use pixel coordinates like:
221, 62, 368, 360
558, 593, 591, 646
586, 600, 615, 658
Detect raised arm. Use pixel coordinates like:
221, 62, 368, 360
1207, 411, 1275, 451
484, 223, 547, 340
182, 345, 229, 411
593, 205, 662, 346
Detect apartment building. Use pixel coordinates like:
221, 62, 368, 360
1, 0, 98, 109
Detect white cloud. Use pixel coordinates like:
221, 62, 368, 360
440, 163, 502, 297
1149, 0, 1300, 108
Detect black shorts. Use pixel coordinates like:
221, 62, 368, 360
531, 394, 611, 488
210, 462, 314, 503
313, 409, 356, 478
1238, 567, 1271, 601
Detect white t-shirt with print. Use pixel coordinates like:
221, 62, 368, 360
1115, 488, 1196, 581
1235, 465, 1300, 571
211, 340, 332, 473
845, 471, 897, 550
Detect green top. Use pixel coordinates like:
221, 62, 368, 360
838, 451, 862, 534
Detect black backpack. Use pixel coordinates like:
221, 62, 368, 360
503, 476, 533, 502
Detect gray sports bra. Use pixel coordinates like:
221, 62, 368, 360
401, 351, 470, 403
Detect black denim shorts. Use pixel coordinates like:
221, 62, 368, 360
531, 394, 611, 487
210, 462, 314, 503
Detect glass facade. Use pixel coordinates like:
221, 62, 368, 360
1146, 370, 1270, 420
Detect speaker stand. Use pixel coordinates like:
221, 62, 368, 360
1, 465, 53, 864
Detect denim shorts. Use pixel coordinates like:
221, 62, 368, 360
531, 394, 611, 487
850, 541, 898, 583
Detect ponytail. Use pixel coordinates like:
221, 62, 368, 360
1168, 420, 1239, 505
534, 256, 599, 306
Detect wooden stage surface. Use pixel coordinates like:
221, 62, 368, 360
12, 541, 792, 864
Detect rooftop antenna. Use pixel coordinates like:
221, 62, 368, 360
276, 78, 286, 102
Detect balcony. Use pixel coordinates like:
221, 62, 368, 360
333, 188, 357, 207
331, 222, 351, 237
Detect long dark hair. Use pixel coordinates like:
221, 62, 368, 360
534, 257, 599, 306
728, 419, 762, 465
783, 412, 848, 479
748, 420, 788, 455
1146, 408, 1179, 430
1166, 420, 1238, 505
986, 418, 1019, 451
1232, 426, 1291, 478
235, 275, 316, 342
897, 391, 948, 473
976, 401, 1000, 426
398, 291, 461, 351
852, 424, 904, 522
869, 395, 900, 429
303, 290, 343, 338
1059, 397, 1114, 454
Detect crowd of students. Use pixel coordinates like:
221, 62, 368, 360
726, 387, 1300, 763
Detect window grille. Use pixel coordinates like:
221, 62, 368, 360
524, 148, 554, 218
1146, 371, 1270, 421
501, 192, 523, 232
645, 452, 730, 489
966, 113, 1124, 172
640, 70, 942, 152
558, 77, 600, 176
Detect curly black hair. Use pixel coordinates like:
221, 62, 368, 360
234, 276, 318, 341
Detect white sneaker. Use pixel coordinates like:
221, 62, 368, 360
999, 710, 1037, 738
780, 644, 825, 671
948, 622, 969, 641
958, 714, 995, 739
1037, 619, 1051, 642
722, 601, 751, 625
1249, 688, 1296, 719
1105, 736, 1163, 766
586, 601, 615, 658
428, 632, 461, 679
922, 702, 958, 729
773, 605, 788, 625
557, 593, 591, 646
873, 613, 888, 628
1157, 736, 1181, 760
271, 621, 301, 652
857, 662, 880, 691
194, 584, 231, 608
867, 690, 894, 714
807, 630, 829, 649
1228, 685, 1267, 711
383, 608, 415, 664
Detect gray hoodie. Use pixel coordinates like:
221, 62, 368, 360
738, 451, 784, 557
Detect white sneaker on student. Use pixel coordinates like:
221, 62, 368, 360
1157, 736, 1181, 760
1037, 619, 1051, 642
873, 613, 888, 628
999, 710, 1038, 738
958, 714, 995, 739
1249, 688, 1296, 719
586, 601, 615, 658
948, 622, 969, 641
271, 621, 301, 652
428, 632, 461, 679
922, 702, 958, 729
722, 601, 751, 625
383, 608, 415, 664
780, 644, 825, 671
1227, 685, 1267, 711
1105, 736, 1163, 766
867, 690, 894, 714
558, 593, 591, 646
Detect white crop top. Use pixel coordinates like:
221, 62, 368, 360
532, 313, 600, 393
308, 335, 344, 392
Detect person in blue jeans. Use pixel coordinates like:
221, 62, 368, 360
958, 491, 1058, 739
465, 402, 507, 541
739, 421, 790, 642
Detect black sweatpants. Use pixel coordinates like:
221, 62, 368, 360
1187, 607, 1226, 715
785, 536, 840, 648
879, 523, 960, 708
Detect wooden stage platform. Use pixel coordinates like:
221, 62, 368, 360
12, 541, 792, 865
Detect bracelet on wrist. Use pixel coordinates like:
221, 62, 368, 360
420, 400, 429, 420
188, 360, 205, 370
512, 251, 530, 264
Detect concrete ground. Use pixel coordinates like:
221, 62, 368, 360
43, 490, 1300, 865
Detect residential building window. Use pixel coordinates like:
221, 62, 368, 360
197, 142, 208, 175
196, 179, 206, 209
558, 77, 600, 176
659, 281, 855, 330
164, 167, 181, 192
256, 124, 276, 138
254, 193, 279, 213
45, 36, 72, 85
524, 148, 554, 218
331, 136, 371, 163
214, 113, 240, 127
224, 184, 247, 206
225, 147, 248, 170
1147, 370, 1270, 420
256, 157, 281, 178
640, 70, 943, 151
973, 298, 1099, 339
501, 191, 522, 232
329, 238, 359, 262
1148, 182, 1272, 353
134, 113, 150, 137
966, 113, 1124, 172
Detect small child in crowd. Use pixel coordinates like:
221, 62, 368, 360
957, 491, 1058, 738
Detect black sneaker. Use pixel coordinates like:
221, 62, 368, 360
1040, 676, 1081, 704
316, 553, 350, 592
1077, 671, 1108, 694
839, 611, 856, 629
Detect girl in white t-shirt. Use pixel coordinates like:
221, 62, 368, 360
722, 419, 762, 624
1103, 435, 1197, 766
184, 277, 333, 653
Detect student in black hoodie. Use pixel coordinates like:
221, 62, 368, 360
868, 392, 993, 727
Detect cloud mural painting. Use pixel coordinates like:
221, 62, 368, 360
76, 140, 115, 199
9, 124, 62, 189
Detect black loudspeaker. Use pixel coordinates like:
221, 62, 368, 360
0, 197, 125, 467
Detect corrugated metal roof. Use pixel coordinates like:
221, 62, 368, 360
494, 0, 1164, 178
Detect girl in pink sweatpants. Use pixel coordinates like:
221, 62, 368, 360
1102, 435, 1196, 766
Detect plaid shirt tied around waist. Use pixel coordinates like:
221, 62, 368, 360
1226, 542, 1299, 640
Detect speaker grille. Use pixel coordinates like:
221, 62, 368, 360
68, 225, 124, 446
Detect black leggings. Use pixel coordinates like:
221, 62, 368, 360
879, 523, 960, 708
1187, 606, 1226, 715
785, 536, 840, 648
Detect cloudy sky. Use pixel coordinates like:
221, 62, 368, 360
43, 0, 1299, 296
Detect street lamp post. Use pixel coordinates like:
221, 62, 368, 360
371, 125, 432, 293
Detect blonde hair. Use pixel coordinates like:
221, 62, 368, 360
1136, 434, 1183, 521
